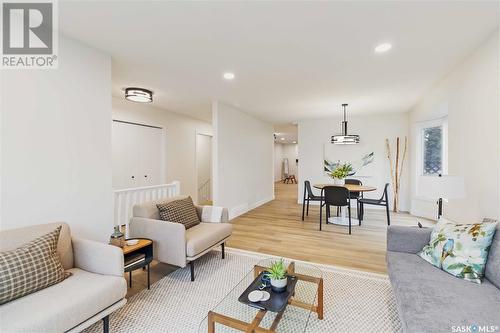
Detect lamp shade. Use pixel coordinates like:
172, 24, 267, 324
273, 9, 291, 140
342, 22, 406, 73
418, 175, 465, 200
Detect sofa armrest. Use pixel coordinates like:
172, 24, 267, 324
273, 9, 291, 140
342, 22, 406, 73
72, 237, 124, 277
129, 217, 187, 267
195, 205, 229, 223
387, 226, 433, 254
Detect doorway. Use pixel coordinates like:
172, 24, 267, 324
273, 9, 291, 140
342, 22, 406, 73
195, 133, 213, 205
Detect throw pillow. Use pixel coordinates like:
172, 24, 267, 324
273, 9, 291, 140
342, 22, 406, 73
157, 197, 201, 229
0, 226, 70, 304
419, 218, 497, 284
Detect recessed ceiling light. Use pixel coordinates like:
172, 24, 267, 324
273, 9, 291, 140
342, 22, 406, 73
374, 43, 392, 53
293, 141, 297, 144
125, 87, 153, 103
223, 72, 235, 80
280, 138, 285, 141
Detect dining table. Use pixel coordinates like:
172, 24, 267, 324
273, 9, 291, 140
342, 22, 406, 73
313, 183, 377, 226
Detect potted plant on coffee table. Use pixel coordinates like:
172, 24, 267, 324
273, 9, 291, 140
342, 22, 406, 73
269, 259, 288, 293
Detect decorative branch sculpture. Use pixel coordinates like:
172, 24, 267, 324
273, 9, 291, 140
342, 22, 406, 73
385, 136, 408, 212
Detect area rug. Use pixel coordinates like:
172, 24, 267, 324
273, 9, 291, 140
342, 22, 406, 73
84, 248, 401, 333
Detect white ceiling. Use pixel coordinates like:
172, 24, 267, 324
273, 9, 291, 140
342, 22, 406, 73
60, 1, 499, 123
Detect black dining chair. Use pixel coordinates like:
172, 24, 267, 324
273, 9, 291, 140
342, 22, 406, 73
302, 181, 322, 221
358, 183, 391, 225
320, 186, 352, 234
345, 178, 362, 222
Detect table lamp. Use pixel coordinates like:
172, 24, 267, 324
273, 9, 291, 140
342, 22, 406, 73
418, 175, 465, 219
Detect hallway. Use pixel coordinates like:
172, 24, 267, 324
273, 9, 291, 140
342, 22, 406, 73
226, 181, 433, 273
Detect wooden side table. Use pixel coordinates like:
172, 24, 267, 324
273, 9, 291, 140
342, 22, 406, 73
122, 238, 153, 290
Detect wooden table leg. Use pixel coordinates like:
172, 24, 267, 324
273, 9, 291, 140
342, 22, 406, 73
287, 261, 295, 275
317, 277, 324, 320
208, 311, 215, 333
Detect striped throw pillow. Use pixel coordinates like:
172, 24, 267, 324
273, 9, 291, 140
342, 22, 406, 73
157, 197, 201, 229
0, 226, 70, 304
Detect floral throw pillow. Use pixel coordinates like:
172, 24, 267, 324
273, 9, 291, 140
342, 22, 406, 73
419, 218, 497, 284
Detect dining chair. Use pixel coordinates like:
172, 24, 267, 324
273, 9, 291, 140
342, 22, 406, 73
302, 181, 322, 220
358, 183, 391, 225
345, 178, 362, 223
320, 186, 352, 234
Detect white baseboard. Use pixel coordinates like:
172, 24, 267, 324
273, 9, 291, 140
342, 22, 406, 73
228, 196, 274, 220
410, 208, 437, 221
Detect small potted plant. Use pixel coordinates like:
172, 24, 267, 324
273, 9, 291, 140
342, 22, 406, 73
330, 163, 353, 186
269, 259, 287, 293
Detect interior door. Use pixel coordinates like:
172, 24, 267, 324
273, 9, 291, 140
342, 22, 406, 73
138, 125, 163, 187
112, 121, 140, 189
112, 121, 164, 190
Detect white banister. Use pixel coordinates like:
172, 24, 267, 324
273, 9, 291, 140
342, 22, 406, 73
113, 181, 180, 237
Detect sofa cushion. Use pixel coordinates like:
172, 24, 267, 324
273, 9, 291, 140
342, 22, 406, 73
0, 222, 73, 270
387, 251, 500, 333
0, 226, 69, 305
484, 219, 500, 289
418, 218, 497, 284
157, 196, 200, 229
186, 223, 232, 257
0, 268, 127, 333
133, 195, 189, 220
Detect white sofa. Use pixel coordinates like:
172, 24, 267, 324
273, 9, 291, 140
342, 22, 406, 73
0, 223, 127, 333
129, 196, 232, 281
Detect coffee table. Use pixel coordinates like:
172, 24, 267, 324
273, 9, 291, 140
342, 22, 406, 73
199, 258, 323, 333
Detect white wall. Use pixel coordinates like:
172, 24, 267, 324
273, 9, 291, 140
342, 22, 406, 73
409, 31, 499, 221
112, 97, 212, 199
1, 36, 113, 241
298, 113, 410, 211
213, 102, 274, 219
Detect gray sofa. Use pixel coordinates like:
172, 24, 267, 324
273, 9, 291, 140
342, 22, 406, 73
387, 224, 500, 333
0, 223, 127, 333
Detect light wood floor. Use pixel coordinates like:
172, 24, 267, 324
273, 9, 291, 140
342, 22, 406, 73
126, 181, 434, 296
226, 181, 434, 274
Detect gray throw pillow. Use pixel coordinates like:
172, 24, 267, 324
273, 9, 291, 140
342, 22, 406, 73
157, 197, 201, 229
0, 226, 70, 304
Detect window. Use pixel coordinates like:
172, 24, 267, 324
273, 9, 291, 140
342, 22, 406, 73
422, 126, 443, 175
415, 117, 448, 177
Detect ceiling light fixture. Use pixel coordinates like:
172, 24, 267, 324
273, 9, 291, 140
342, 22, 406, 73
125, 87, 153, 103
223, 72, 235, 80
293, 141, 297, 144
374, 43, 392, 53
280, 138, 285, 141
332, 103, 360, 145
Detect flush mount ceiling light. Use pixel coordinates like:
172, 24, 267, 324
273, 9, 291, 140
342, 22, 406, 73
374, 43, 392, 53
332, 103, 360, 145
125, 87, 153, 103
223, 72, 235, 80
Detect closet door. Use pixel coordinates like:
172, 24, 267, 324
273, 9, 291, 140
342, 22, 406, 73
112, 121, 140, 189
138, 125, 163, 187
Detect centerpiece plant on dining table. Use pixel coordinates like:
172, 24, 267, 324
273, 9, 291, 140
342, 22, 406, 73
330, 163, 353, 185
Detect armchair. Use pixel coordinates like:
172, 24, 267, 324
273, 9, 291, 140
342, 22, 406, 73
129, 195, 232, 281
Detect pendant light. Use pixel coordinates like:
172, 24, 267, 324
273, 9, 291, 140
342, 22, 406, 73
331, 103, 360, 144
